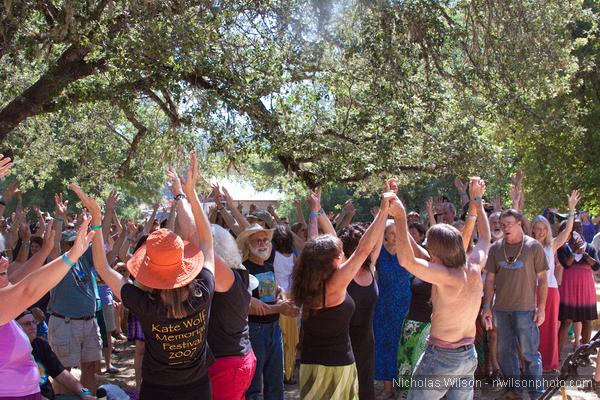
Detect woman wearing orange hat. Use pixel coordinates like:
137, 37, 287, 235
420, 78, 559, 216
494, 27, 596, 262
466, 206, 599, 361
71, 154, 215, 400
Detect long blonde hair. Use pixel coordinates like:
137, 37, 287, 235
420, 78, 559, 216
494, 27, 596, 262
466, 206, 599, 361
531, 215, 553, 248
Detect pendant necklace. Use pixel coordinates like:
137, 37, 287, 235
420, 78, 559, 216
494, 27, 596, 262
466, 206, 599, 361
503, 238, 524, 265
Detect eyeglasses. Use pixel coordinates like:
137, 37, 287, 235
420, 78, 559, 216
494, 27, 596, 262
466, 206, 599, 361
501, 221, 519, 229
250, 238, 270, 245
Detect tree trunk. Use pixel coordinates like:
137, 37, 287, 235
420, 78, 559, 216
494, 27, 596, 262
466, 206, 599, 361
0, 44, 104, 141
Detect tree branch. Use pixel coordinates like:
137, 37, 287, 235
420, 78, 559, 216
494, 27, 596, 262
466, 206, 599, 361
117, 105, 149, 178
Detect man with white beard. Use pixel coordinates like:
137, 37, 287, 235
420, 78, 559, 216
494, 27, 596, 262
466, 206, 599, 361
237, 224, 298, 400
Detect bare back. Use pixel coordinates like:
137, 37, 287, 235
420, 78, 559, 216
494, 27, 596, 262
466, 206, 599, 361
429, 262, 483, 343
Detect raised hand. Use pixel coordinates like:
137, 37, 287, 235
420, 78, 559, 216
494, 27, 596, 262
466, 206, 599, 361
105, 190, 120, 211
67, 213, 95, 260
181, 153, 199, 197
388, 194, 405, 219
41, 226, 55, 253
385, 178, 399, 194
222, 186, 235, 208
19, 222, 31, 242
454, 177, 467, 194
237, 201, 244, 213
69, 184, 102, 218
211, 183, 223, 204
307, 188, 321, 212
491, 197, 502, 212
249, 203, 257, 213
54, 193, 68, 218
3, 180, 17, 202
426, 197, 434, 213
166, 167, 183, 197
567, 190, 580, 212
126, 220, 138, 239
267, 204, 276, 215
0, 154, 13, 179
468, 177, 486, 200
512, 170, 524, 188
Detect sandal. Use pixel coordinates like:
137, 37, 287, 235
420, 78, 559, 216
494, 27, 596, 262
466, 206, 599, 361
105, 367, 119, 374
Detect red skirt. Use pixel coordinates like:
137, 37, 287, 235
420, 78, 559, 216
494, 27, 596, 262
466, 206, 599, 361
558, 263, 597, 322
538, 287, 559, 371
208, 350, 257, 400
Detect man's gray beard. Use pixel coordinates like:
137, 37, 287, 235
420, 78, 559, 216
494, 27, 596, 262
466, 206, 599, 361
492, 230, 503, 239
250, 247, 270, 261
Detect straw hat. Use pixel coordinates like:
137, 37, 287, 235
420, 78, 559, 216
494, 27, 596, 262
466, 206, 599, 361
236, 224, 275, 250
126, 228, 204, 290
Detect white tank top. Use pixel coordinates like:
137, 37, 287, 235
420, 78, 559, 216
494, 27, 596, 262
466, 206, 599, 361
273, 251, 295, 293
544, 246, 558, 289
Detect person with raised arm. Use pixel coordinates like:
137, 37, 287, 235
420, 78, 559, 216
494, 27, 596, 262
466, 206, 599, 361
71, 153, 216, 400
531, 190, 579, 372
291, 187, 391, 400
371, 179, 411, 399
389, 177, 490, 400
168, 166, 257, 400
1, 208, 95, 400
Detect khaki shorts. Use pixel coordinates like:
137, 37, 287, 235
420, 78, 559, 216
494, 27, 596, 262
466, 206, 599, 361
48, 315, 102, 367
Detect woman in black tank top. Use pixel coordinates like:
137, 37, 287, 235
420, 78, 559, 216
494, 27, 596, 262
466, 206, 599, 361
290, 189, 392, 400
341, 223, 380, 400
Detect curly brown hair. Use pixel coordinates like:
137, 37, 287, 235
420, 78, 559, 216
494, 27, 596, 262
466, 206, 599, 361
291, 234, 342, 311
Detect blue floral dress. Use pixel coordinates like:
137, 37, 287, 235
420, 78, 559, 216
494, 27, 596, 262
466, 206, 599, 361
373, 245, 411, 381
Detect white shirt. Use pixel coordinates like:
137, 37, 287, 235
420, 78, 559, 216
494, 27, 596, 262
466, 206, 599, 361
592, 232, 600, 254
273, 251, 295, 293
544, 246, 558, 289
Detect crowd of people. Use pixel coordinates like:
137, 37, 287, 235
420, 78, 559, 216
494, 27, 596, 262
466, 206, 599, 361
1, 152, 600, 400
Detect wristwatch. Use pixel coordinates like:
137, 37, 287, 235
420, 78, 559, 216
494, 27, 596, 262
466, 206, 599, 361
174, 193, 186, 201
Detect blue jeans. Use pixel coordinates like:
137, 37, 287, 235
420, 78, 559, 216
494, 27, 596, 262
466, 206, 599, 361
494, 310, 544, 398
407, 344, 477, 400
246, 321, 284, 400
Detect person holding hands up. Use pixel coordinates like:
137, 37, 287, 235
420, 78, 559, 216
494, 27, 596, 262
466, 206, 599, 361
388, 177, 490, 400
71, 153, 216, 400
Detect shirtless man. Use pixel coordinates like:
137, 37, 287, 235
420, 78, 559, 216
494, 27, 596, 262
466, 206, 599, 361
389, 177, 490, 400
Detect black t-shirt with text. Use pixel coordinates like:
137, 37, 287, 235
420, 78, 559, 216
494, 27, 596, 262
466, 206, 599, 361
121, 268, 215, 386
31, 338, 65, 400
244, 259, 280, 324
207, 268, 252, 357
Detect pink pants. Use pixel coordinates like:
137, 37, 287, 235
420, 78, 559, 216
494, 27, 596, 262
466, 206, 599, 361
208, 350, 257, 400
538, 287, 560, 371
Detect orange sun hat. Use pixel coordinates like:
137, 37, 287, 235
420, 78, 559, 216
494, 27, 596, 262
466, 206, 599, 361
126, 228, 204, 290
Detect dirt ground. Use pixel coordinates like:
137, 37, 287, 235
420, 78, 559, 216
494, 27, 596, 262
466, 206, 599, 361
75, 335, 599, 400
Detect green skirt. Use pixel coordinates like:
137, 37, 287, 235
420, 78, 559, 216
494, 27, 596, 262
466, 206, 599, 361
396, 319, 431, 390
299, 362, 359, 400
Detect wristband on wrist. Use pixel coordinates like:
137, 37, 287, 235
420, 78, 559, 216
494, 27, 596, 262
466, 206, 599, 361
482, 303, 490, 310
466, 213, 477, 220
174, 193, 186, 201
21, 242, 31, 248
90, 225, 102, 230
56, 217, 64, 222
318, 208, 325, 216
308, 212, 319, 217
79, 387, 92, 398
61, 253, 76, 268
471, 197, 482, 201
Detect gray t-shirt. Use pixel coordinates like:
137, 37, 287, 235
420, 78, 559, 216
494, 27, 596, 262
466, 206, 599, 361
485, 235, 548, 312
